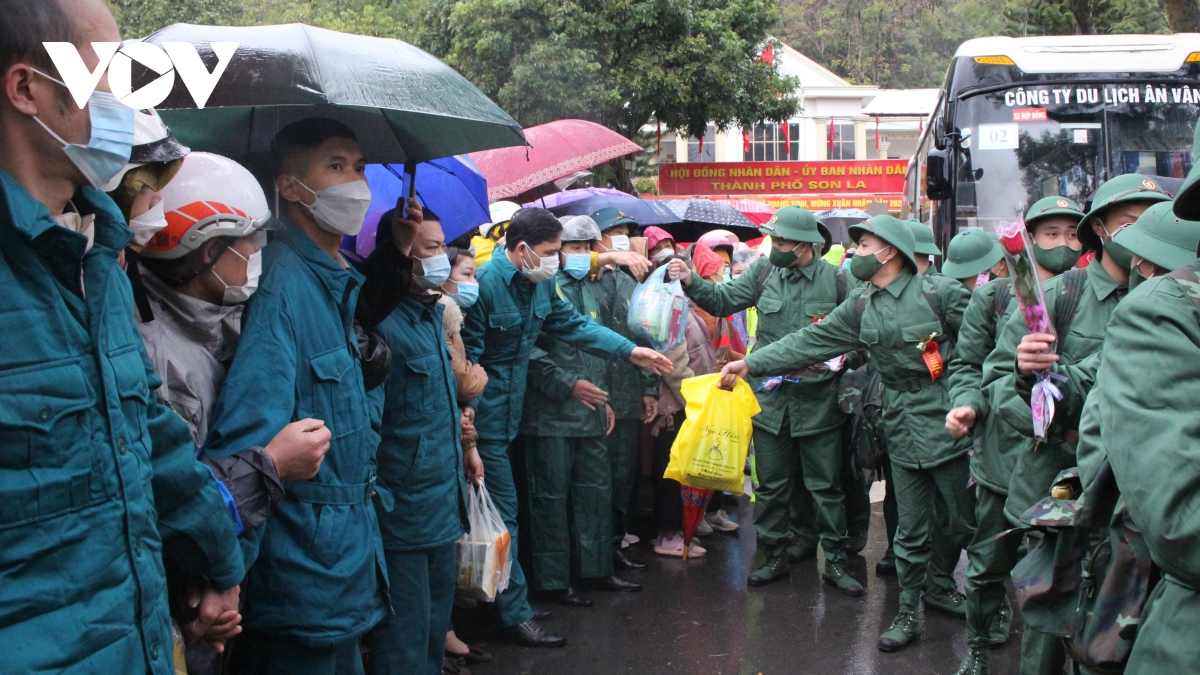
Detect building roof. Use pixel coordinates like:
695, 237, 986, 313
861, 89, 941, 117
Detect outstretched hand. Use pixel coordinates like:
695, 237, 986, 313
629, 347, 674, 375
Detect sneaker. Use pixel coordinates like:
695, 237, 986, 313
687, 541, 707, 557
954, 648, 990, 675
653, 535, 706, 558
696, 518, 714, 536
822, 560, 865, 597
621, 533, 640, 549
988, 602, 1012, 648
877, 610, 921, 652
747, 553, 790, 586
923, 586, 967, 619
705, 509, 739, 532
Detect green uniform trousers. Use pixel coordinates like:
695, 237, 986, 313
753, 424, 847, 562
891, 454, 977, 610
884, 457, 958, 591
964, 485, 1015, 650
228, 629, 365, 675
369, 543, 457, 675
475, 438, 534, 628
608, 419, 640, 542
523, 435, 614, 590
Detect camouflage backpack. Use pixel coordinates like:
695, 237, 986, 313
837, 363, 887, 474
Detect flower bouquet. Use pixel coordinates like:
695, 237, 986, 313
995, 218, 1062, 441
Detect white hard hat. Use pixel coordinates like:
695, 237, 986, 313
141, 152, 271, 260
101, 108, 190, 192
490, 200, 521, 224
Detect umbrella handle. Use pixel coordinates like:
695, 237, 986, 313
405, 160, 418, 199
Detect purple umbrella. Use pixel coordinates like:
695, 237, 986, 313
523, 187, 632, 209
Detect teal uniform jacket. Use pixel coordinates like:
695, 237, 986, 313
462, 248, 637, 445
374, 295, 468, 551
204, 220, 388, 646
0, 173, 244, 673
592, 268, 658, 420
946, 277, 1019, 493
744, 267, 972, 469
521, 271, 610, 438
1074, 261, 1200, 674
982, 262, 1124, 525
686, 256, 850, 437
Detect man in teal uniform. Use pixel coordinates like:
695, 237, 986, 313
978, 173, 1170, 675
520, 215, 642, 606
204, 119, 389, 675
945, 197, 1086, 674
668, 206, 862, 594
590, 208, 657, 572
0, 2, 244, 671
720, 215, 974, 651
461, 208, 671, 647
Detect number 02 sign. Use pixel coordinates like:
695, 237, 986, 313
977, 123, 1019, 150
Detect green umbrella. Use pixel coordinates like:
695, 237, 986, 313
142, 23, 526, 165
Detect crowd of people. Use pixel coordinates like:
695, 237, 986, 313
3, 2, 1200, 675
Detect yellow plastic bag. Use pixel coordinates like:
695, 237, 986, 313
664, 373, 761, 493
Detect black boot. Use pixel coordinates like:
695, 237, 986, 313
585, 574, 642, 592
614, 547, 648, 571
511, 619, 566, 648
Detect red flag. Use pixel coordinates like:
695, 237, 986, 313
743, 128, 751, 153
874, 116, 879, 151
828, 118, 835, 155
760, 44, 774, 65
656, 120, 662, 156
782, 122, 789, 146
919, 115, 923, 132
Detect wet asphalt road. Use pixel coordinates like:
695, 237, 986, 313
457, 493, 1025, 675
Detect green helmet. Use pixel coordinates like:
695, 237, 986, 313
941, 229, 1004, 280
1113, 201, 1200, 271
1024, 196, 1084, 230
591, 207, 638, 233
558, 215, 601, 242
760, 206, 832, 254
1079, 174, 1172, 253
905, 220, 942, 257
849, 215, 917, 269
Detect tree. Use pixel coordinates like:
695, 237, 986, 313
107, 0, 249, 38
419, 0, 800, 189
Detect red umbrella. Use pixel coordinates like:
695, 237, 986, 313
470, 119, 643, 202
680, 485, 713, 560
724, 198, 776, 226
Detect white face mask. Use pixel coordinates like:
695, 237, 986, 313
292, 178, 371, 236
212, 247, 262, 304
127, 198, 168, 247
608, 234, 630, 252
518, 242, 559, 283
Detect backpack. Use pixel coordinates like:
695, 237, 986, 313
837, 363, 887, 473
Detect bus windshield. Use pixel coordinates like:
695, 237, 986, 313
951, 82, 1200, 231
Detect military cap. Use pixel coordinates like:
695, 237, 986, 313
905, 220, 942, 256
1024, 196, 1084, 230
1079, 174, 1172, 253
1114, 201, 1200, 272
941, 229, 1005, 280
591, 207, 638, 233
849, 215, 917, 269
760, 206, 832, 254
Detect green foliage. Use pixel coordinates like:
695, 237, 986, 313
107, 0, 249, 38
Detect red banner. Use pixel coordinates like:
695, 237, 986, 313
646, 193, 905, 211
658, 160, 908, 196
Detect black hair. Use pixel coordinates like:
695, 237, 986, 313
446, 245, 474, 268
448, 232, 475, 250
421, 204, 441, 223
272, 117, 358, 178
506, 208, 562, 250
0, 0, 74, 77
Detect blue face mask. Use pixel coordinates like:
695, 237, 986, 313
563, 253, 592, 280
451, 281, 479, 308
415, 252, 452, 290
30, 69, 135, 190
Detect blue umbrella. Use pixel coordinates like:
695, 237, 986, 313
546, 194, 682, 227
352, 156, 491, 258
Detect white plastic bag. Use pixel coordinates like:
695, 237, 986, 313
455, 480, 512, 601
627, 265, 687, 351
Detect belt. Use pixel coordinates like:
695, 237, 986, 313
284, 474, 394, 511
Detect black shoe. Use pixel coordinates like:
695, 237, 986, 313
614, 548, 648, 571
511, 619, 566, 648
875, 550, 896, 576
532, 607, 554, 621
587, 574, 642, 592
545, 587, 593, 607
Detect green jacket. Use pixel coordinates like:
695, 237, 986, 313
521, 272, 610, 437
463, 249, 636, 445
591, 268, 658, 420
0, 173, 244, 673
744, 267, 972, 468
1073, 262, 1200, 674
947, 277, 1019, 493
982, 262, 1125, 525
686, 256, 850, 437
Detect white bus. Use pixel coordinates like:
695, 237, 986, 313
903, 34, 1200, 245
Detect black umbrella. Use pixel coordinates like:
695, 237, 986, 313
546, 194, 682, 227
814, 208, 871, 244
659, 199, 761, 242
141, 23, 526, 165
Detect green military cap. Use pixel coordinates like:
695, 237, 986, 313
759, 206, 832, 254
849, 215, 917, 269
1113, 201, 1200, 272
1024, 196, 1084, 229
591, 207, 638, 233
904, 220, 942, 256
941, 229, 1004, 280
1079, 174, 1172, 253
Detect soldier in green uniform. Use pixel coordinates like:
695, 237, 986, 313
519, 215, 643, 607
979, 174, 1170, 675
721, 215, 974, 650
942, 229, 1003, 291
944, 197, 1086, 675
907, 219, 943, 275
589, 208, 658, 572
667, 206, 862, 594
